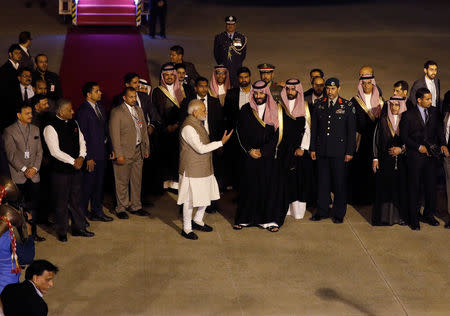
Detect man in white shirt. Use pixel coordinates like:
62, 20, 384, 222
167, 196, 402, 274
408, 60, 441, 114
177, 99, 232, 240
43, 98, 94, 242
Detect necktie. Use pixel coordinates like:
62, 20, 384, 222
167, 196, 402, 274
24, 87, 28, 103
200, 98, 205, 103
94, 104, 103, 120
329, 100, 334, 108
424, 108, 429, 123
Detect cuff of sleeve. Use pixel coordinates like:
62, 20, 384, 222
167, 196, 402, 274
373, 159, 378, 161
69, 158, 75, 165
32, 167, 38, 172
21, 166, 27, 172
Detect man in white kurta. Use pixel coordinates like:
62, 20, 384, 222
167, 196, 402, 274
177, 100, 232, 240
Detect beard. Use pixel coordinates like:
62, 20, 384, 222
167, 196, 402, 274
313, 89, 324, 97
239, 80, 250, 87
287, 93, 297, 100
254, 95, 267, 105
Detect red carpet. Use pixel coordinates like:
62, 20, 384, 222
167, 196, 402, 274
59, 27, 150, 113
77, 0, 136, 26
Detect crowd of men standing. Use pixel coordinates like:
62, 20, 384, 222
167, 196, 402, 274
0, 16, 450, 246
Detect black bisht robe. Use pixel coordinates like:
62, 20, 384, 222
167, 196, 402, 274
152, 87, 184, 182
235, 103, 279, 226
280, 108, 307, 206
372, 116, 407, 225
349, 97, 379, 205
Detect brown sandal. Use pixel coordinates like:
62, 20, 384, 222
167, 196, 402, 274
267, 226, 279, 232
233, 224, 243, 230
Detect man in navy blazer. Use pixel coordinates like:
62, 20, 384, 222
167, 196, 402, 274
76, 82, 113, 222
400, 87, 449, 230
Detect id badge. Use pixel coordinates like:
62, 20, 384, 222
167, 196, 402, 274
50, 84, 55, 92
24, 151, 30, 159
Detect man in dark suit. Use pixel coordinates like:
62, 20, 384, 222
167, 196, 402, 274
400, 87, 449, 230
223, 66, 251, 190
18, 31, 34, 70
408, 60, 441, 113
304, 76, 325, 109
303, 68, 324, 97
2, 67, 34, 132
1, 259, 58, 316
0, 44, 21, 94
181, 77, 224, 209
169, 45, 200, 88
214, 16, 247, 88
148, 0, 167, 38
310, 78, 356, 223
32, 54, 62, 102
76, 82, 113, 223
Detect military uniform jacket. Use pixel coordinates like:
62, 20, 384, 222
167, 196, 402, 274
310, 96, 356, 157
213, 31, 247, 69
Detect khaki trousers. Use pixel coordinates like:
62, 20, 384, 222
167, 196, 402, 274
113, 145, 143, 212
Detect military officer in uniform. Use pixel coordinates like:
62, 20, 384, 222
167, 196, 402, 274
257, 63, 283, 104
213, 16, 247, 88
310, 78, 356, 223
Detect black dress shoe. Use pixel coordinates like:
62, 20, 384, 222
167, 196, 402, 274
409, 224, 420, 231
84, 219, 90, 227
33, 234, 46, 242
444, 221, 450, 229
72, 229, 95, 237
57, 235, 67, 242
332, 217, 344, 224
191, 221, 213, 232
181, 230, 198, 240
89, 214, 113, 222
310, 214, 328, 221
419, 215, 440, 226
116, 211, 129, 219
129, 209, 150, 216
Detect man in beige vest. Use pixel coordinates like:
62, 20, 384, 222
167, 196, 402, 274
110, 87, 150, 219
177, 99, 233, 240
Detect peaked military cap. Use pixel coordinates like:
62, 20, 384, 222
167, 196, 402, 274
225, 16, 237, 24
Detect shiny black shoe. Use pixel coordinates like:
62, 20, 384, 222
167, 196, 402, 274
84, 219, 90, 227
310, 214, 328, 221
332, 217, 344, 224
89, 214, 113, 222
129, 209, 150, 216
116, 211, 129, 219
444, 221, 450, 229
409, 224, 421, 231
419, 215, 440, 226
72, 229, 95, 237
191, 221, 213, 232
57, 234, 67, 242
181, 230, 198, 240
